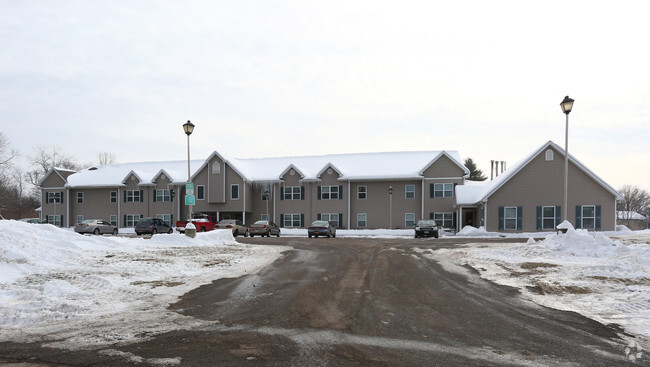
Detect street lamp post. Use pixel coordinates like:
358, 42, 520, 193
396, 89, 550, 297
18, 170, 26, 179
388, 186, 393, 229
560, 96, 574, 222
182, 120, 195, 236
264, 188, 270, 220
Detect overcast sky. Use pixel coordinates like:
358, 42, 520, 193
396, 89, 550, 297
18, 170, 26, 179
1, 1, 649, 192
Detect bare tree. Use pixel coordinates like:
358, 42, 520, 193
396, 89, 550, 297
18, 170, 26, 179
26, 145, 81, 188
97, 152, 116, 165
618, 185, 650, 227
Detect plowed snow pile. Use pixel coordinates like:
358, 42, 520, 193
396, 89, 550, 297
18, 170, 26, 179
0, 220, 287, 349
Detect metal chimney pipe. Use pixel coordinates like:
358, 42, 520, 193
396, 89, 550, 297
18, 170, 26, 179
490, 160, 494, 180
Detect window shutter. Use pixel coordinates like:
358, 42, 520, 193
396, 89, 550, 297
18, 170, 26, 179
430, 184, 434, 198
317, 186, 321, 200
452, 212, 457, 229
153, 190, 157, 202
60, 191, 64, 202
575, 206, 582, 229
300, 214, 304, 228
595, 205, 602, 230
280, 214, 284, 226
517, 206, 523, 230
339, 185, 343, 200
536, 206, 542, 231
124, 215, 127, 227
139, 190, 143, 202
280, 186, 284, 200
498, 207, 504, 230
124, 191, 127, 202
317, 213, 321, 220
452, 183, 457, 198
555, 206, 561, 227
301, 186, 305, 200
339, 213, 343, 228
59, 215, 64, 227
429, 212, 434, 220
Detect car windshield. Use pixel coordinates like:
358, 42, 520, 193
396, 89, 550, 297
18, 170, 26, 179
417, 220, 437, 226
220, 220, 235, 224
82, 220, 95, 224
253, 220, 268, 225
311, 221, 329, 227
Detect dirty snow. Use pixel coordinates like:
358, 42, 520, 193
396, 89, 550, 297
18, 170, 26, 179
1, 220, 649, 363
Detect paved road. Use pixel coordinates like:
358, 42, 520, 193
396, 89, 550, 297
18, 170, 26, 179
0, 237, 643, 366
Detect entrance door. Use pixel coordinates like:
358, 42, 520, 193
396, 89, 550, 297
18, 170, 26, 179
464, 211, 475, 227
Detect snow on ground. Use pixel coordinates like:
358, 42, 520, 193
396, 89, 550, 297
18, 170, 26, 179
1, 220, 649, 362
0, 220, 288, 350
428, 223, 649, 361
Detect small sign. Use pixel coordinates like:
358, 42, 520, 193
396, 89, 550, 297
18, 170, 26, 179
185, 195, 195, 206
186, 182, 194, 195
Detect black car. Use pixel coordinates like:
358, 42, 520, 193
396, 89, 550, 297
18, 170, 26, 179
135, 217, 173, 235
414, 219, 440, 238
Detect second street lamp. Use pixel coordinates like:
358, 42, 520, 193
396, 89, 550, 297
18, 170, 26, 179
183, 120, 195, 237
560, 96, 574, 223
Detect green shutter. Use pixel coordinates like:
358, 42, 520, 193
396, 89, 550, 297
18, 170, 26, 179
498, 206, 504, 230
429, 212, 434, 219
430, 184, 434, 198
280, 214, 284, 226
339, 185, 343, 200
60, 191, 64, 202
153, 190, 157, 202
517, 206, 523, 231
595, 205, 601, 230
124, 215, 127, 227
536, 206, 542, 230
280, 186, 284, 200
317, 186, 321, 200
139, 190, 143, 202
300, 214, 304, 228
317, 213, 321, 220
338, 213, 343, 228
555, 206, 561, 228
575, 206, 582, 229
301, 186, 305, 200
452, 212, 457, 229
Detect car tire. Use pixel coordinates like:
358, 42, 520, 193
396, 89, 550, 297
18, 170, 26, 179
200, 227, 207, 232
276, 231, 280, 238
333, 233, 336, 238
250, 234, 254, 238
112, 228, 118, 235
327, 233, 331, 238
245, 230, 249, 237
433, 231, 439, 238
308, 234, 312, 238
93, 228, 100, 235
234, 230, 239, 237
168, 228, 173, 234
152, 229, 158, 235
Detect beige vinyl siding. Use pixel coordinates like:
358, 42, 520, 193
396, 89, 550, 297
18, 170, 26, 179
486, 147, 617, 231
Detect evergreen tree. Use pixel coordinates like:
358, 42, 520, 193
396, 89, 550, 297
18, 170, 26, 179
464, 157, 487, 181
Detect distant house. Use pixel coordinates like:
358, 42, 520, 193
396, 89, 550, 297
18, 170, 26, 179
617, 211, 648, 230
39, 141, 622, 232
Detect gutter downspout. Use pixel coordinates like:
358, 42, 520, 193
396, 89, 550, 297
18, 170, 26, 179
242, 181, 246, 224
347, 181, 351, 229
66, 187, 70, 227
421, 178, 425, 220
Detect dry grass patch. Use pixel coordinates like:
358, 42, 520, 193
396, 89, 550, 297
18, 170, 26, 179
528, 281, 590, 295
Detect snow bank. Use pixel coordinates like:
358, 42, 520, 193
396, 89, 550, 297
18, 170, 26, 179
0, 220, 287, 348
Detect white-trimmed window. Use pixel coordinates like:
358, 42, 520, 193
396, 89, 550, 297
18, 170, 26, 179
47, 192, 62, 204
357, 186, 367, 200
197, 185, 205, 200
357, 213, 367, 227
283, 213, 301, 227
432, 183, 454, 198
231, 184, 239, 200
155, 189, 171, 202
125, 214, 141, 227
284, 186, 301, 200
405, 185, 415, 199
321, 185, 339, 200
405, 213, 415, 227
212, 161, 221, 174
545, 149, 554, 161
321, 213, 340, 227
110, 191, 117, 203
156, 214, 172, 226
542, 206, 556, 230
126, 190, 141, 202
77, 215, 84, 224
77, 192, 84, 204
110, 215, 117, 226
581, 205, 596, 230
434, 212, 454, 228
47, 215, 62, 226
504, 206, 518, 230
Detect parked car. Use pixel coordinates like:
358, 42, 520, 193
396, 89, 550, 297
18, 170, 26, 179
135, 217, 173, 235
308, 220, 336, 238
216, 219, 249, 237
75, 219, 118, 235
176, 213, 217, 233
414, 219, 439, 238
19, 218, 47, 224
249, 220, 280, 237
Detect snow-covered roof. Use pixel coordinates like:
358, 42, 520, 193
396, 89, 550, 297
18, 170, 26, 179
456, 141, 623, 205
617, 211, 648, 221
63, 150, 467, 188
